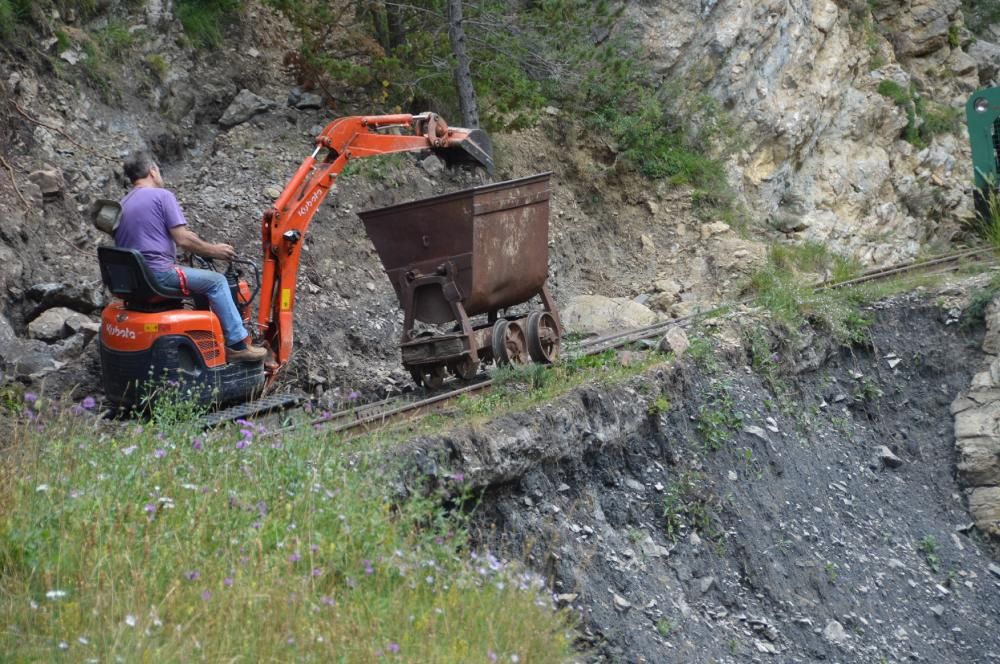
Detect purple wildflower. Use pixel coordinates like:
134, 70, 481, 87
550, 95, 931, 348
488, 651, 498, 663
184, 570, 200, 581
363, 560, 374, 576
310, 544, 319, 553
387, 642, 400, 654
312, 567, 323, 577
144, 503, 156, 517
224, 577, 234, 587
321, 595, 336, 607
24, 392, 37, 404
289, 552, 301, 563
452, 471, 465, 484
192, 437, 203, 451
153, 448, 166, 459
348, 390, 360, 401
200, 589, 212, 601
236, 439, 249, 450
81, 396, 97, 410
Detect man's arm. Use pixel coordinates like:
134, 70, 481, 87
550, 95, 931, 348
169, 225, 237, 261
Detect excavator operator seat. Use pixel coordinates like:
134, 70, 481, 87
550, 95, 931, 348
98, 246, 185, 313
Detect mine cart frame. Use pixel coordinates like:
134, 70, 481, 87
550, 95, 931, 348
359, 173, 562, 388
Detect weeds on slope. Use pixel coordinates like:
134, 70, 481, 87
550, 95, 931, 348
0, 388, 574, 662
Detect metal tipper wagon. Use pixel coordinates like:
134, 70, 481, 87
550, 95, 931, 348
359, 173, 562, 388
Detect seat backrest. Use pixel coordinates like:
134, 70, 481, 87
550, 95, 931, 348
98, 246, 184, 311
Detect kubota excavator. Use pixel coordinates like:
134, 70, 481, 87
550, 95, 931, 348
96, 112, 493, 410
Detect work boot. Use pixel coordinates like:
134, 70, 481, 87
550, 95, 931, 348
227, 343, 267, 363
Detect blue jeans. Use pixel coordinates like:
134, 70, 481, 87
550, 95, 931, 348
155, 267, 249, 346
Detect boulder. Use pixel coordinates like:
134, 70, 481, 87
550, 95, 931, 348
0, 338, 65, 379
295, 92, 323, 110
27, 280, 105, 314
968, 487, 1000, 537
658, 326, 690, 357
969, 39, 1000, 86
28, 307, 93, 342
561, 295, 659, 335
218, 89, 278, 128
28, 168, 65, 195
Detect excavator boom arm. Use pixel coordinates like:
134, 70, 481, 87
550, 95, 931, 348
256, 112, 492, 381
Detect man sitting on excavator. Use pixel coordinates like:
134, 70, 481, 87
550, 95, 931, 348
115, 151, 267, 363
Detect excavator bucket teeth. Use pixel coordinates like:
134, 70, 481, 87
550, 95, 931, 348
437, 128, 494, 175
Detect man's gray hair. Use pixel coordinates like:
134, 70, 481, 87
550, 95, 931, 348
123, 151, 157, 184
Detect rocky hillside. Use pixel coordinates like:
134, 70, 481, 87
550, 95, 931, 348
403, 284, 1000, 662
1, 0, 998, 399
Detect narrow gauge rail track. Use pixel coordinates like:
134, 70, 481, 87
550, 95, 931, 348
238, 246, 997, 438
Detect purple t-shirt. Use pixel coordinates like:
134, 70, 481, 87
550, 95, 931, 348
115, 187, 188, 272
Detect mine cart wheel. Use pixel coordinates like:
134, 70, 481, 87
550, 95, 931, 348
499, 320, 531, 366
450, 356, 480, 381
526, 311, 561, 364
410, 364, 447, 389
491, 320, 510, 365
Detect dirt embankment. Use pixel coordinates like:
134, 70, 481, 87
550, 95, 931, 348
404, 292, 1000, 662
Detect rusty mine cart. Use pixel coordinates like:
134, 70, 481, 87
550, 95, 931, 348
360, 173, 562, 388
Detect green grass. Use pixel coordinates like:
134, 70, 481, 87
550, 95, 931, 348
176, 0, 241, 48
966, 184, 1000, 253
0, 0, 32, 41
0, 390, 574, 661
457, 349, 672, 422
747, 243, 873, 345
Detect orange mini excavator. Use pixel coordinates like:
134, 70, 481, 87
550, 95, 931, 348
97, 112, 493, 409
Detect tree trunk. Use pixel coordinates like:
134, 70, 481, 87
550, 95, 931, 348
447, 0, 480, 129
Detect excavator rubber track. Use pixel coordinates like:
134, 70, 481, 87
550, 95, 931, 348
199, 392, 304, 429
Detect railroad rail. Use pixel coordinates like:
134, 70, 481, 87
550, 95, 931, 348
221, 245, 999, 437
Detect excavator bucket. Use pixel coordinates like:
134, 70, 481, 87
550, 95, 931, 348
436, 128, 494, 175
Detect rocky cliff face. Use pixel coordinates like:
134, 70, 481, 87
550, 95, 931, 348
631, 0, 987, 266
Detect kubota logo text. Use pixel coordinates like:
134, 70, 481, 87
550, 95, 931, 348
298, 189, 323, 217
105, 323, 136, 340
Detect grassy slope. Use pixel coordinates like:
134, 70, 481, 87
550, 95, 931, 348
0, 392, 573, 662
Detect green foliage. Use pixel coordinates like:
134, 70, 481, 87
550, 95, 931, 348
656, 619, 674, 637
964, 0, 1000, 37
747, 244, 873, 345
456, 349, 671, 421
876, 80, 960, 147
961, 272, 1000, 330
176, 0, 241, 48
965, 181, 1000, 253
918, 534, 940, 572
145, 53, 168, 81
694, 383, 741, 451
267, 0, 739, 218
662, 471, 720, 542
95, 19, 134, 57
0, 0, 14, 40
0, 394, 574, 661
948, 24, 961, 48
852, 376, 884, 403
648, 395, 672, 416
